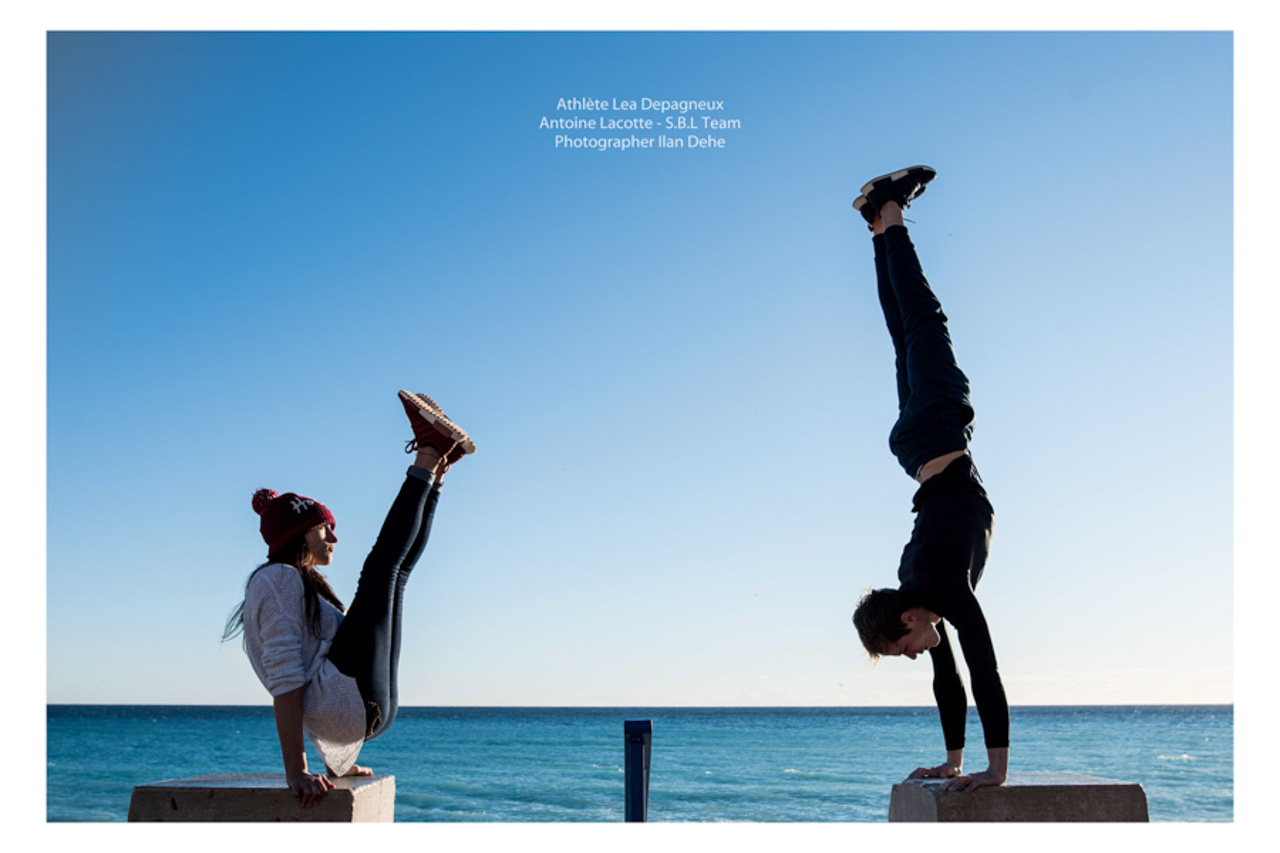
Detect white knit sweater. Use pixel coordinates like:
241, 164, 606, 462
242, 562, 365, 776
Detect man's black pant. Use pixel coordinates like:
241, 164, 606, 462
874, 224, 975, 478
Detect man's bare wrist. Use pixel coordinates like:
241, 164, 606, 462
985, 747, 1009, 776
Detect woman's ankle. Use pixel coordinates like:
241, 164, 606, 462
413, 447, 441, 472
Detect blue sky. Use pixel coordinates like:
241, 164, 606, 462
42, 30, 1236, 708
38, 29, 1238, 714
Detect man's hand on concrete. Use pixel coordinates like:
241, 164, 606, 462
940, 768, 1007, 793
906, 761, 962, 780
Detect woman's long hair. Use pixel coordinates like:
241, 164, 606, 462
222, 534, 346, 642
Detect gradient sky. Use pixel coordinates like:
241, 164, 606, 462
39, 29, 1237, 713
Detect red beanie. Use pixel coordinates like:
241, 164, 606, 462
252, 488, 336, 552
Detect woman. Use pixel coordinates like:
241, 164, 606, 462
223, 390, 475, 807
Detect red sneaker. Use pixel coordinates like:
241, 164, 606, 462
398, 390, 476, 463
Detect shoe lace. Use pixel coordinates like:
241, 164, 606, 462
404, 438, 459, 476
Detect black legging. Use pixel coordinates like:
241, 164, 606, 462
326, 465, 440, 740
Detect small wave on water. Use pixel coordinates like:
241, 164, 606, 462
1156, 754, 1198, 762
782, 768, 851, 782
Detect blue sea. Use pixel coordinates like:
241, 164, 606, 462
46, 705, 1232, 822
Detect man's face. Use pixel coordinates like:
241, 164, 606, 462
889, 610, 941, 660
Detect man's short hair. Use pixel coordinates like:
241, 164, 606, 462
852, 587, 915, 662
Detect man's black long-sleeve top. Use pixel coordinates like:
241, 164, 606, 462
897, 453, 1009, 750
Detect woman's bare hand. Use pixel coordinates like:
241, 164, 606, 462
286, 770, 335, 808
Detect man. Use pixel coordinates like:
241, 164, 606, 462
850, 166, 1009, 793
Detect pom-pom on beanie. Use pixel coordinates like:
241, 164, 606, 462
252, 488, 336, 552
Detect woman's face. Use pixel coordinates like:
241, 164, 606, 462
304, 523, 338, 566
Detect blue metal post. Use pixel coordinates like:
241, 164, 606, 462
624, 719, 652, 822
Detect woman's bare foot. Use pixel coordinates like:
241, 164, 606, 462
326, 763, 374, 778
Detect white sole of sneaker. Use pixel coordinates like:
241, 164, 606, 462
859, 165, 936, 197
398, 390, 477, 455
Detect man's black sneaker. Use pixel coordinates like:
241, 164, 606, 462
852, 194, 877, 225
859, 165, 937, 212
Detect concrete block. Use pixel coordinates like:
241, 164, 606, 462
889, 771, 1148, 822
128, 773, 395, 822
